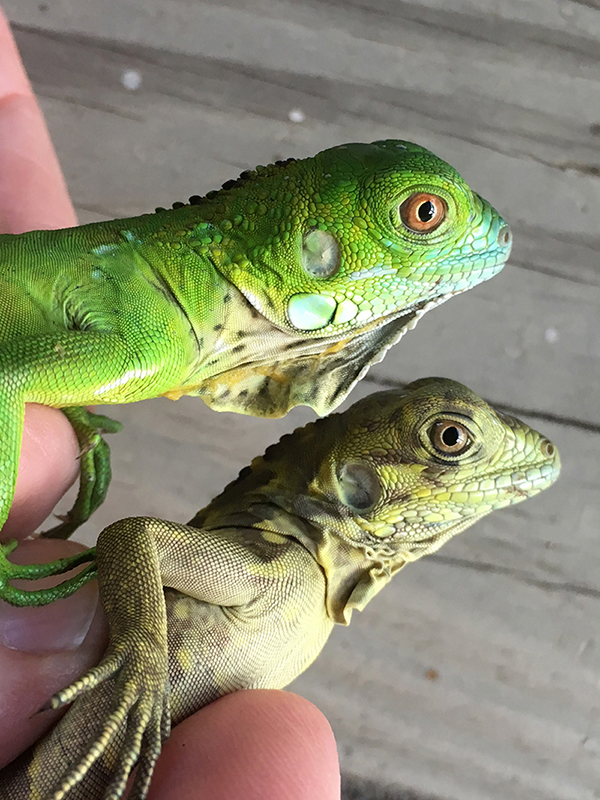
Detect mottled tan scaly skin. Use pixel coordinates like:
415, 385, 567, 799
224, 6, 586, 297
0, 378, 559, 800
0, 139, 512, 540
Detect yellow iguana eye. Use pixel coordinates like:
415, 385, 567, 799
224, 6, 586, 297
429, 420, 470, 455
399, 193, 447, 233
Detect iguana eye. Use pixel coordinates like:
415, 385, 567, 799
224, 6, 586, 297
430, 420, 470, 455
301, 229, 340, 278
399, 193, 446, 233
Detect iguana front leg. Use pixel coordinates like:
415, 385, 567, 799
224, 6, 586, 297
1, 516, 324, 799
25, 519, 175, 800
0, 273, 202, 544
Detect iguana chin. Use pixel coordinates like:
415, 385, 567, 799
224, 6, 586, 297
0, 139, 512, 538
0, 378, 559, 800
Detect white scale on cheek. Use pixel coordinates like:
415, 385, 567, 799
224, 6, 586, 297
333, 298, 358, 324
288, 293, 337, 330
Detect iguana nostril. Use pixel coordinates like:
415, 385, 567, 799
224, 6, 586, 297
540, 439, 556, 458
497, 225, 512, 247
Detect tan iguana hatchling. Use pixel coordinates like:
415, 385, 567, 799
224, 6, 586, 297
0, 377, 559, 799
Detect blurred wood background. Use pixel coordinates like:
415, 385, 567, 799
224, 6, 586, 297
3, 1, 600, 797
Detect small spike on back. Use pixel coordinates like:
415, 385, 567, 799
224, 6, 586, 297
155, 157, 298, 215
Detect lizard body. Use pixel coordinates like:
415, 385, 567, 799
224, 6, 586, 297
0, 140, 511, 538
0, 378, 559, 800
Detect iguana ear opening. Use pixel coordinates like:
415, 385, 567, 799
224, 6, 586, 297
336, 463, 381, 512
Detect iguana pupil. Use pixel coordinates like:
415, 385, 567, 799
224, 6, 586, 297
418, 201, 435, 221
442, 426, 460, 445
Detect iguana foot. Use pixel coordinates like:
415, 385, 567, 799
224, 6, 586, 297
43, 407, 122, 540
41, 630, 171, 800
0, 541, 96, 605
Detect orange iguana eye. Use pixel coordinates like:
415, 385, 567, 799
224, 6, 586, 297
399, 193, 447, 233
430, 420, 470, 455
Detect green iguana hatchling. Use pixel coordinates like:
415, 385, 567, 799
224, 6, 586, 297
0, 140, 512, 539
0, 377, 559, 800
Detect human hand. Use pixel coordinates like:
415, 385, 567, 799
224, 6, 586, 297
0, 11, 340, 797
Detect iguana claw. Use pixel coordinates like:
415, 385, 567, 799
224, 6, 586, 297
35, 632, 170, 800
42, 408, 123, 540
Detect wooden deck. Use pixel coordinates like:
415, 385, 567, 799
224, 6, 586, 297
3, 1, 600, 797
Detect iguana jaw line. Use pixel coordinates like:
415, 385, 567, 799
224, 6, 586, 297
258, 290, 453, 364
320, 291, 454, 385
330, 254, 506, 341
207, 281, 453, 375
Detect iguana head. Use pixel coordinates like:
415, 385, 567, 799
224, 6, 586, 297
303, 377, 560, 620
313, 377, 559, 539
187, 141, 512, 416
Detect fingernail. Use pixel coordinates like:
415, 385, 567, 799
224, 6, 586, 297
0, 582, 98, 652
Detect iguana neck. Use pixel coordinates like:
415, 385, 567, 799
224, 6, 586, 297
189, 417, 403, 624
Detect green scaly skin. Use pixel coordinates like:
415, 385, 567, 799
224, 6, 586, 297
0, 140, 511, 539
0, 378, 559, 800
